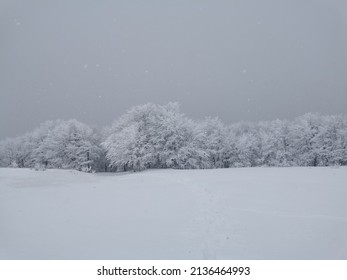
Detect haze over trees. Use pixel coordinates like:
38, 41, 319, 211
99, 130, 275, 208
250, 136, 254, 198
1, 103, 346, 172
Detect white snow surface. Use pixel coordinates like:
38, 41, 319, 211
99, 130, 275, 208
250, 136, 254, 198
0, 167, 346, 260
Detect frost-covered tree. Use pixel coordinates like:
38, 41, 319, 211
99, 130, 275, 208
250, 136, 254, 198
194, 117, 232, 168
232, 122, 264, 167
334, 117, 347, 165
24, 120, 62, 168
289, 113, 323, 166
152, 103, 207, 169
90, 126, 109, 172
102, 103, 161, 171
102, 103, 205, 171
310, 115, 347, 166
0, 138, 18, 167
261, 119, 292, 166
0, 140, 6, 167
39, 119, 103, 171
0, 135, 32, 168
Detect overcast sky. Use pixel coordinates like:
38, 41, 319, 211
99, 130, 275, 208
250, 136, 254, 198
1, 0, 347, 139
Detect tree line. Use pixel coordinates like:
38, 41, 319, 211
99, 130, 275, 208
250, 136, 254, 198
1, 103, 346, 172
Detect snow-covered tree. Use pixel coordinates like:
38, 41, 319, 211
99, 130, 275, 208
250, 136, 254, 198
232, 122, 264, 167
289, 113, 323, 166
0, 138, 17, 167
261, 119, 292, 166
311, 115, 347, 166
39, 119, 103, 171
102, 103, 205, 171
152, 103, 207, 169
194, 117, 232, 168
0, 135, 32, 168
24, 120, 62, 168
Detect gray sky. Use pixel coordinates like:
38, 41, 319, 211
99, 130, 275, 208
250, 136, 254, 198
1, 0, 347, 139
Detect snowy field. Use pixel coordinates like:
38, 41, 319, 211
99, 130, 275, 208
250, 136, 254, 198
0, 167, 346, 260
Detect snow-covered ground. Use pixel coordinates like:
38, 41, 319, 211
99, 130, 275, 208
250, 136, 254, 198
0, 167, 346, 260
